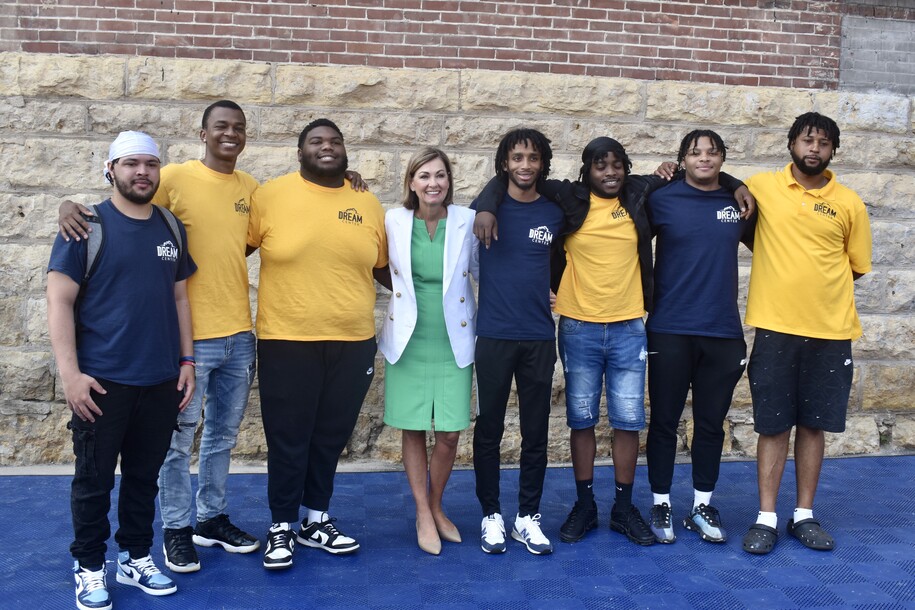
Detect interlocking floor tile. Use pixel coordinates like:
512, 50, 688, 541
3, 455, 913, 608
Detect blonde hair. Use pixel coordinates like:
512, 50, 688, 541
401, 147, 454, 210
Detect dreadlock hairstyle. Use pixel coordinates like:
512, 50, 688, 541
298, 118, 344, 149
676, 129, 728, 167
578, 137, 632, 188
787, 112, 840, 155
494, 128, 552, 184
201, 100, 245, 129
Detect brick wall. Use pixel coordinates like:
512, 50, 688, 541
1, 1, 912, 90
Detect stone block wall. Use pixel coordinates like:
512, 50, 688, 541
0, 51, 913, 467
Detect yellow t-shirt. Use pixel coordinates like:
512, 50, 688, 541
555, 194, 644, 323
152, 160, 259, 340
247, 172, 388, 341
745, 164, 872, 340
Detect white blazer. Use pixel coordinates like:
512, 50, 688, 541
378, 205, 479, 368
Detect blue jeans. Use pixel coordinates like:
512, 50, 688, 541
558, 316, 647, 431
158, 331, 256, 529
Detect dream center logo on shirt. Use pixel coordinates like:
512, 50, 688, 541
529, 225, 553, 246
611, 207, 629, 221
814, 202, 837, 219
717, 205, 740, 223
234, 198, 250, 215
157, 240, 179, 262
339, 207, 363, 225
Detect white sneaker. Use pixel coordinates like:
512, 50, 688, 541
263, 522, 295, 570
511, 513, 553, 555
480, 513, 506, 554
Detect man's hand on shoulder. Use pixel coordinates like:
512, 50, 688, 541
735, 186, 756, 219
654, 162, 678, 180
58, 200, 94, 242
473, 211, 498, 249
345, 170, 369, 192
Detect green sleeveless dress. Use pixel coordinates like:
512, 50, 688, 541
383, 218, 472, 432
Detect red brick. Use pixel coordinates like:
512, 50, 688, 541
722, 73, 760, 86
402, 57, 442, 69
19, 17, 58, 30
626, 1, 662, 12
233, 14, 270, 26
529, 50, 564, 63
346, 42, 383, 55
289, 51, 328, 64
494, 49, 532, 61
567, 53, 602, 66
459, 46, 496, 59
674, 59, 709, 73
550, 62, 587, 75
585, 65, 623, 78
620, 67, 657, 80
98, 19, 138, 32
270, 16, 309, 28
156, 11, 194, 23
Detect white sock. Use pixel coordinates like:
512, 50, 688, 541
306, 509, 328, 525
794, 507, 814, 523
271, 522, 290, 531
653, 493, 671, 507
756, 511, 777, 529
693, 490, 713, 509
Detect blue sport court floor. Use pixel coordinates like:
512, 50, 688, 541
3, 456, 914, 609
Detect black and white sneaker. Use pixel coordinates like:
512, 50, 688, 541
194, 514, 260, 553
262, 523, 295, 570
163, 526, 200, 573
297, 517, 360, 555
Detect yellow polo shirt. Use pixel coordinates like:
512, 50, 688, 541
745, 164, 872, 340
555, 194, 644, 323
247, 172, 387, 341
153, 160, 259, 340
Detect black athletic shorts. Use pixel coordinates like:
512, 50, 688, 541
747, 328, 853, 434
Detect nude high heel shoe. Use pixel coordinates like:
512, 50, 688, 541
436, 522, 462, 544
416, 520, 442, 555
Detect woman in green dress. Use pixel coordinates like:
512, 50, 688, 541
378, 148, 479, 555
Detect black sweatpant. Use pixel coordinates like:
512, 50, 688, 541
258, 338, 376, 524
70, 378, 180, 568
646, 332, 746, 495
473, 337, 556, 517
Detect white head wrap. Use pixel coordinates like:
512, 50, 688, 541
104, 131, 160, 181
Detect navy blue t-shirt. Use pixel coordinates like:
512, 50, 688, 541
473, 193, 565, 340
646, 180, 752, 339
48, 200, 196, 385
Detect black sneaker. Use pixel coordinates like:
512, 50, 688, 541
163, 526, 200, 573
559, 501, 598, 543
262, 523, 295, 570
610, 504, 657, 546
193, 514, 260, 553
297, 517, 360, 555
650, 503, 676, 544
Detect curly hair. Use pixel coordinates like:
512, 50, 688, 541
787, 112, 840, 152
494, 128, 552, 184
676, 129, 727, 167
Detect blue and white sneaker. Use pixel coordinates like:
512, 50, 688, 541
74, 561, 111, 610
511, 513, 553, 555
683, 504, 727, 543
115, 552, 177, 596
480, 513, 507, 554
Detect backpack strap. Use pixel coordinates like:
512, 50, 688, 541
152, 205, 183, 261
83, 204, 104, 285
